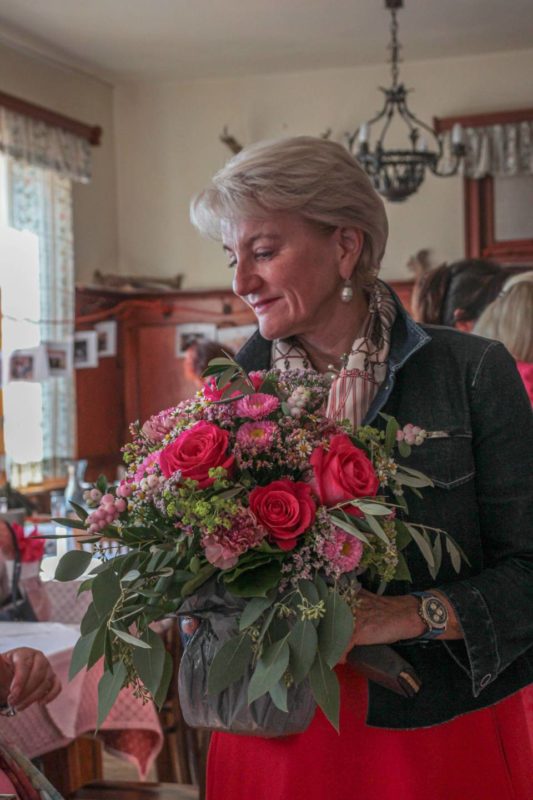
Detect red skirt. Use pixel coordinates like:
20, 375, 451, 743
207, 667, 533, 800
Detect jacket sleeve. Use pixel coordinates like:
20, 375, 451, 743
436, 341, 533, 697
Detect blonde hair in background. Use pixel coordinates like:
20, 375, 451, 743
474, 271, 533, 362
190, 136, 389, 288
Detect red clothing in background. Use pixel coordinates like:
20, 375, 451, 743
516, 361, 533, 404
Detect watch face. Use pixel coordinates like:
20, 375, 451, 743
423, 596, 448, 629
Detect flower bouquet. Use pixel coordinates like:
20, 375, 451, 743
55, 358, 466, 731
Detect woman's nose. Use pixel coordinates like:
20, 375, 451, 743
232, 261, 262, 298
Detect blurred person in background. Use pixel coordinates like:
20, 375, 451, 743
474, 272, 533, 404
412, 259, 506, 329
184, 339, 234, 387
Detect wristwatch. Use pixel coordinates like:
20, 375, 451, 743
411, 591, 448, 639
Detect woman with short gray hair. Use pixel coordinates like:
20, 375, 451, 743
191, 136, 533, 800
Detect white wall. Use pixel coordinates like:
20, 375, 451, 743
115, 47, 533, 290
0, 42, 118, 282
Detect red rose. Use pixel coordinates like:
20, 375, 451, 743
249, 479, 316, 551
310, 434, 379, 516
159, 421, 234, 488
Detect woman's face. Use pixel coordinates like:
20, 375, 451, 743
222, 212, 358, 342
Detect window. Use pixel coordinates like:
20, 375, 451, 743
0, 152, 75, 486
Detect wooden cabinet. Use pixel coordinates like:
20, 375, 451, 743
75, 287, 255, 481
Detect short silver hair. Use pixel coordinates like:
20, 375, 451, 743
474, 271, 533, 362
190, 136, 388, 287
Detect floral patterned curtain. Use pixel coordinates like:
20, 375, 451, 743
0, 106, 92, 183
7, 157, 75, 483
441, 121, 533, 179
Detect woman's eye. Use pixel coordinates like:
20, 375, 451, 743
227, 258, 237, 269
255, 250, 273, 261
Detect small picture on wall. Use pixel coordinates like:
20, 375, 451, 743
175, 323, 218, 357
9, 350, 37, 381
74, 331, 99, 369
95, 320, 118, 357
45, 341, 73, 377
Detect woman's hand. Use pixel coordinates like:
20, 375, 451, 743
0, 648, 62, 711
340, 588, 462, 662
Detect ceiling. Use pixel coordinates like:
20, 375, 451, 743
0, 0, 532, 83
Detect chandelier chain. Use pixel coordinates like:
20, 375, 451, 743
389, 9, 401, 89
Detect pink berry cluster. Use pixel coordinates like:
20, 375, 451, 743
85, 489, 128, 534
286, 386, 311, 419
396, 423, 427, 446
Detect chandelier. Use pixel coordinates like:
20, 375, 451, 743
346, 0, 466, 202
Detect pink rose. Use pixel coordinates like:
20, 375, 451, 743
310, 434, 379, 516
159, 421, 234, 488
249, 479, 316, 551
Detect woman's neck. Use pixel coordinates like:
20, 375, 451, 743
298, 289, 369, 373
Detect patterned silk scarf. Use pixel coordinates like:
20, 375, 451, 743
271, 282, 397, 427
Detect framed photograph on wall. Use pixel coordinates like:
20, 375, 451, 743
95, 320, 118, 357
45, 341, 73, 377
175, 322, 218, 357
74, 331, 99, 369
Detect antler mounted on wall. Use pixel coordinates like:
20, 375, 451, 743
219, 127, 332, 155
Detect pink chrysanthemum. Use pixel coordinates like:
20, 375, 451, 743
323, 528, 364, 574
133, 451, 160, 482
236, 421, 278, 451
235, 393, 280, 419
201, 508, 266, 570
142, 408, 176, 442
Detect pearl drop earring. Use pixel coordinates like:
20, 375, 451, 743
340, 279, 353, 303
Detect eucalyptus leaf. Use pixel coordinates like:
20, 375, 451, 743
68, 500, 89, 521
364, 514, 390, 545
317, 592, 354, 668
181, 564, 216, 597
445, 537, 462, 573
93, 570, 121, 617
385, 416, 400, 455
247, 638, 290, 705
395, 471, 431, 488
54, 549, 93, 581
269, 681, 288, 713
309, 651, 340, 731
428, 534, 443, 580
208, 633, 253, 695
153, 651, 173, 709
406, 524, 435, 569
288, 619, 318, 684
97, 662, 127, 729
69, 629, 98, 680
298, 580, 319, 606
80, 603, 102, 636
111, 628, 152, 649
239, 595, 275, 631
51, 516, 87, 530
224, 561, 282, 598
397, 441, 412, 458
132, 627, 167, 696
329, 513, 371, 546
87, 620, 109, 670
356, 501, 393, 516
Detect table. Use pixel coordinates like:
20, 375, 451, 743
0, 622, 163, 794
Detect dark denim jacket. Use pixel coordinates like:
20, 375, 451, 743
235, 285, 533, 729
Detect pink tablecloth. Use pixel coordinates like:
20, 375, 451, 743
0, 636, 163, 779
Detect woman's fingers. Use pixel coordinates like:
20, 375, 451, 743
3, 648, 61, 709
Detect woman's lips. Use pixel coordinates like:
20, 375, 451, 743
252, 298, 279, 314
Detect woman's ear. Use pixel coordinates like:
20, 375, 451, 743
337, 228, 364, 280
